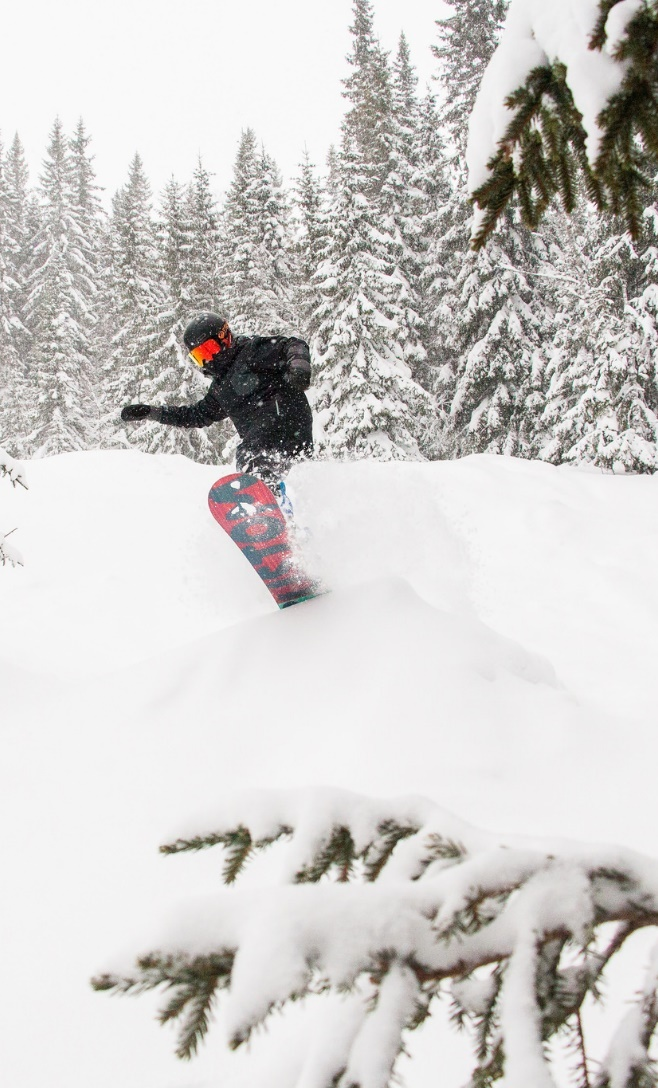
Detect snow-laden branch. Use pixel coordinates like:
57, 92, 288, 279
0, 528, 23, 567
0, 447, 28, 490
468, 0, 639, 192
1, 447, 27, 566
598, 942, 658, 1087
467, 0, 658, 247
93, 787, 658, 1086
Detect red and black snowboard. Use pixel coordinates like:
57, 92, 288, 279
208, 472, 322, 609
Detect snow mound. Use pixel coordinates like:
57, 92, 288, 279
2, 449, 658, 1088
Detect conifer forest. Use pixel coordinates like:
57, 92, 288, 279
1, 0, 657, 473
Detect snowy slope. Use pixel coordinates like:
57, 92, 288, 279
2, 450, 658, 1087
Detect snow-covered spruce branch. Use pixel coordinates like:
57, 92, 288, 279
1, 448, 27, 566
92, 788, 658, 1087
0, 449, 28, 489
0, 527, 22, 568
468, 0, 658, 248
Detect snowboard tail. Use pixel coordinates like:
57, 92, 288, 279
208, 472, 321, 609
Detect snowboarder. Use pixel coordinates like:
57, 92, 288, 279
120, 313, 313, 489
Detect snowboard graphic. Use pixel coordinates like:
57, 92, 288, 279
208, 472, 322, 609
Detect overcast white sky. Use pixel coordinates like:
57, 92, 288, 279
2, 0, 449, 205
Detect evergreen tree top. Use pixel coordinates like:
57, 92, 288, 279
432, 0, 507, 159
39, 117, 71, 213
69, 118, 103, 221
342, 0, 393, 193
392, 32, 418, 120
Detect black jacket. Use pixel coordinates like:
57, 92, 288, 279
152, 335, 313, 456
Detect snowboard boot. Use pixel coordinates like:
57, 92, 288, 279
274, 481, 312, 544
274, 480, 295, 521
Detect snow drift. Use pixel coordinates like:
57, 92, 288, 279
1, 449, 658, 1086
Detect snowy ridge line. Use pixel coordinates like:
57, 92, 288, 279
94, 788, 658, 1085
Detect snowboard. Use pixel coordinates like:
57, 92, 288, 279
208, 472, 322, 609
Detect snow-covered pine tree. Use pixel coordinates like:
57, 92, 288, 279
312, 137, 434, 461
68, 119, 104, 438
310, 0, 434, 461
93, 786, 658, 1087
143, 176, 223, 463
220, 130, 297, 336
4, 134, 33, 311
0, 446, 27, 566
541, 203, 658, 472
342, 0, 393, 202
379, 35, 432, 427
430, 0, 552, 458
0, 135, 31, 454
424, 0, 507, 454
414, 90, 452, 409
447, 224, 552, 458
69, 119, 104, 260
326, 143, 340, 201
159, 177, 190, 324
252, 146, 298, 331
434, 0, 508, 165
292, 149, 330, 338
623, 191, 658, 467
185, 156, 222, 313
101, 166, 223, 464
3, 136, 41, 457
23, 118, 99, 455
219, 128, 258, 331
99, 154, 168, 451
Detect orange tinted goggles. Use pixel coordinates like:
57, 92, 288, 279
190, 338, 221, 366
189, 324, 231, 366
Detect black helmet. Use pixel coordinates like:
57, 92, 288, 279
183, 312, 230, 352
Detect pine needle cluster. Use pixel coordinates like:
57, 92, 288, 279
93, 952, 234, 1060
471, 1, 658, 249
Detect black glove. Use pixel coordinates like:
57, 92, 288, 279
285, 360, 311, 391
121, 404, 152, 422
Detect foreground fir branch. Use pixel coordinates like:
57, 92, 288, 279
92, 788, 658, 1087
0, 447, 27, 566
0, 448, 28, 490
469, 0, 658, 248
94, 951, 234, 1060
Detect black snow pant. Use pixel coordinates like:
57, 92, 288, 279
235, 392, 313, 488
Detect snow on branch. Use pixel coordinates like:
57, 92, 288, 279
0, 447, 28, 490
0, 528, 23, 567
467, 0, 658, 248
1, 447, 27, 566
598, 946, 658, 1087
92, 787, 658, 1086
